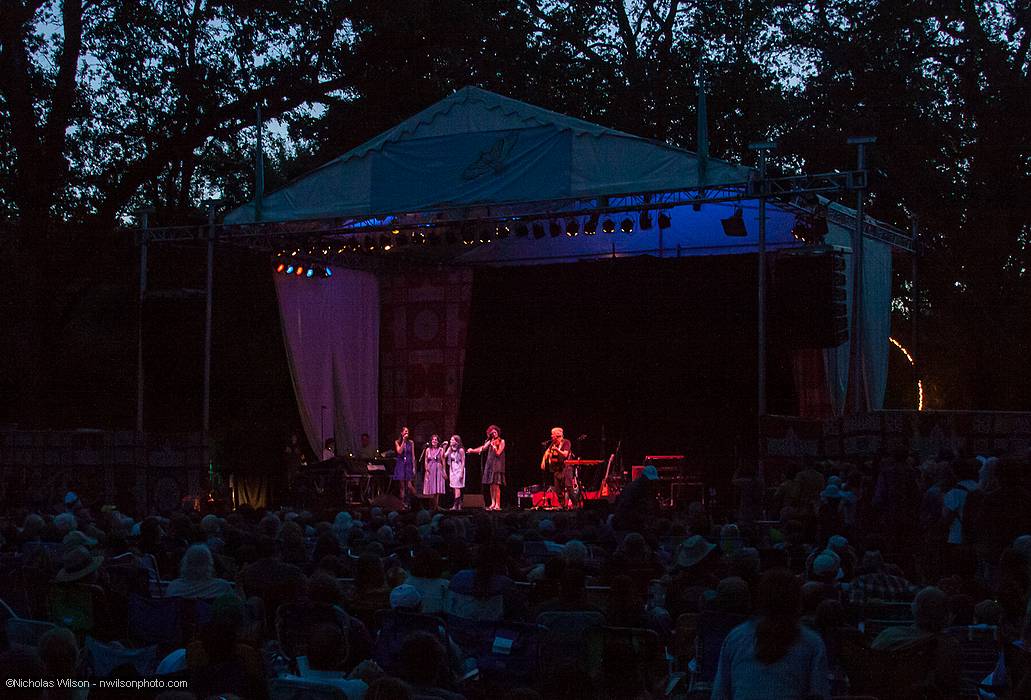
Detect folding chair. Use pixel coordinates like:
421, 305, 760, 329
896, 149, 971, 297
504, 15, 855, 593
85, 636, 158, 678
128, 593, 181, 647
372, 609, 448, 674
945, 625, 1001, 699
268, 677, 346, 700
585, 625, 664, 698
448, 617, 545, 691
536, 610, 606, 689
48, 583, 104, 636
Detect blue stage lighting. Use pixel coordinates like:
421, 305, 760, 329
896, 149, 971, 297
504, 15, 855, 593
306, 268, 314, 278
286, 265, 295, 274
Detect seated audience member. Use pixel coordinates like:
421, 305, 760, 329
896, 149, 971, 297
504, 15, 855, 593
870, 586, 961, 691
664, 535, 720, 618
166, 543, 233, 599
611, 465, 660, 532
38, 627, 85, 700
703, 576, 752, 617
280, 622, 371, 700
396, 632, 462, 700
405, 547, 450, 614
711, 568, 830, 700
365, 676, 414, 700
845, 549, 920, 604
447, 546, 513, 621
189, 594, 266, 699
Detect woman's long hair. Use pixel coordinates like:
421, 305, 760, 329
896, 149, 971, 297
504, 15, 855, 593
754, 568, 802, 664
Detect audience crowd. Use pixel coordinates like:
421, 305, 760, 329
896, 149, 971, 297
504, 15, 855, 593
0, 446, 1029, 699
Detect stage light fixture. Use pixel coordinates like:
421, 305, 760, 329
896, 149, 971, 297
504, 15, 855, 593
515, 223, 529, 237
497, 224, 510, 240
295, 266, 305, 276
365, 235, 376, 251
620, 218, 634, 234
306, 268, 314, 278
692, 200, 702, 212
461, 225, 476, 245
639, 212, 652, 230
566, 219, 579, 236
478, 225, 492, 244
602, 218, 616, 234
658, 211, 672, 229
275, 262, 286, 273
585, 214, 599, 235
533, 222, 546, 239
322, 266, 333, 278
549, 221, 562, 237
285, 264, 295, 274
721, 208, 748, 237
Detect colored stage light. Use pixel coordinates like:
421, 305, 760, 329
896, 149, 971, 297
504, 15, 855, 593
295, 266, 305, 276
602, 218, 616, 234
306, 268, 314, 278
286, 265, 295, 274
323, 266, 333, 278
585, 214, 599, 235
620, 218, 634, 234
566, 219, 579, 236
275, 263, 286, 273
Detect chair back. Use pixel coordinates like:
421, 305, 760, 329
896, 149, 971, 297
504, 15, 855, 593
276, 603, 343, 660
584, 625, 662, 698
536, 610, 606, 679
372, 610, 447, 674
945, 625, 1000, 699
839, 634, 939, 699
693, 611, 748, 685
85, 636, 158, 678
6, 617, 57, 648
448, 617, 545, 690
128, 593, 181, 646
268, 677, 347, 700
48, 583, 102, 634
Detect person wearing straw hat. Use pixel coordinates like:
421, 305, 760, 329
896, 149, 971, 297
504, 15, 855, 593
54, 545, 104, 584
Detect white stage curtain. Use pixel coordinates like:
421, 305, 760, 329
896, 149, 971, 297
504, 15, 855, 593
274, 268, 379, 458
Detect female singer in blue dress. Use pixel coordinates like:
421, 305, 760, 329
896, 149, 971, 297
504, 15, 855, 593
393, 426, 416, 507
468, 424, 505, 511
421, 434, 446, 510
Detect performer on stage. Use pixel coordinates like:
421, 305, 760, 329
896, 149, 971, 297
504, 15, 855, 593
540, 427, 572, 508
443, 434, 466, 510
468, 424, 505, 511
421, 434, 446, 510
393, 427, 416, 507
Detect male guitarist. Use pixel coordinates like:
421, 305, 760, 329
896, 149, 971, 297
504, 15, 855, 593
540, 427, 572, 508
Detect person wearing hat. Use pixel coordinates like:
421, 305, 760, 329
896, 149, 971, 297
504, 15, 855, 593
55, 545, 104, 584
844, 550, 919, 605
665, 535, 720, 618
611, 464, 660, 532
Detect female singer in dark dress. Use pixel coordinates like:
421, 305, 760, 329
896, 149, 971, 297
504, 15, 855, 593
468, 424, 505, 511
393, 426, 416, 507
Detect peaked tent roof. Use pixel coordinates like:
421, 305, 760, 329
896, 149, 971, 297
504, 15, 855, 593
225, 86, 751, 225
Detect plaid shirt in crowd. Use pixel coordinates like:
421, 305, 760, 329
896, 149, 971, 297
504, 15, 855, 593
846, 572, 921, 605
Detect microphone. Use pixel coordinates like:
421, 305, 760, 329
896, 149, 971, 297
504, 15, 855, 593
541, 440, 551, 447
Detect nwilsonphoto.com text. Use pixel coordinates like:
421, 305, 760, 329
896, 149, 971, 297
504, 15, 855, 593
7, 678, 189, 690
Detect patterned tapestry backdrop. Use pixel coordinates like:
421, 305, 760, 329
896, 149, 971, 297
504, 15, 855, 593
380, 268, 473, 447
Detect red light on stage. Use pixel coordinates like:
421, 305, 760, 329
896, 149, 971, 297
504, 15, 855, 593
275, 263, 286, 273
295, 266, 304, 276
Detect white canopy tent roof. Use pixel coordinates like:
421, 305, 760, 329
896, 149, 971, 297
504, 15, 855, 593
224, 87, 896, 422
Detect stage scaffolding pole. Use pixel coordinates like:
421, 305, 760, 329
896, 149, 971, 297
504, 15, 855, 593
202, 201, 218, 436
847, 136, 875, 413
135, 208, 153, 433
749, 141, 776, 468
911, 217, 920, 366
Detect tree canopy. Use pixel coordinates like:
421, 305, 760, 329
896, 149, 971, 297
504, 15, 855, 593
2, 0, 1030, 427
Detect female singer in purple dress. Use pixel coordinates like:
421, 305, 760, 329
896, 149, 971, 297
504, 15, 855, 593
393, 427, 416, 507
421, 434, 446, 510
443, 434, 465, 510
468, 424, 505, 511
